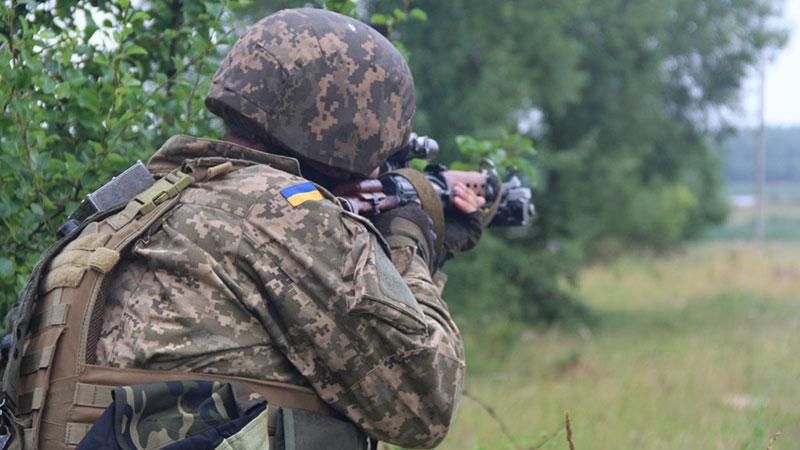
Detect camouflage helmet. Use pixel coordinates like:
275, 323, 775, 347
206, 8, 416, 177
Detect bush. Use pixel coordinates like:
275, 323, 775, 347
0, 0, 245, 316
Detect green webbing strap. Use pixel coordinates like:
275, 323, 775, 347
73, 383, 113, 408
27, 304, 70, 335
17, 387, 45, 414
385, 216, 434, 266
20, 346, 55, 376
64, 422, 92, 445
107, 169, 194, 230
388, 168, 445, 256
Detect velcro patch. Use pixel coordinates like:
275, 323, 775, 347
280, 182, 323, 207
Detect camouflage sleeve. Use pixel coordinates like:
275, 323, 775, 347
241, 192, 465, 448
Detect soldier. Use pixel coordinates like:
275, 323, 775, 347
1, 8, 485, 450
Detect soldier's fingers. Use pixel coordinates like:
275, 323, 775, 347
453, 182, 485, 208
453, 195, 479, 214
464, 188, 486, 208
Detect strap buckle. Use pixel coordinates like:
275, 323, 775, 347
108, 169, 194, 230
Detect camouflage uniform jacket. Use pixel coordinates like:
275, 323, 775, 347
95, 135, 465, 448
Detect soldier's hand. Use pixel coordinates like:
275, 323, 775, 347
371, 203, 437, 269
440, 182, 486, 266
451, 182, 486, 214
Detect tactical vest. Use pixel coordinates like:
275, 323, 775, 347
1, 167, 335, 449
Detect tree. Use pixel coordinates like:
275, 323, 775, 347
380, 0, 784, 320
0, 0, 246, 315
1, 0, 787, 324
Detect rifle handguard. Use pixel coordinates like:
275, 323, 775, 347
438, 161, 502, 227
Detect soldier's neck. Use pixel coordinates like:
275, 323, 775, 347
220, 131, 354, 191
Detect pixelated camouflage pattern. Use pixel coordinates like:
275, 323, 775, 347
205, 8, 415, 177
96, 136, 464, 448
111, 380, 265, 450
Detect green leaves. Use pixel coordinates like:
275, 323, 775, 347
0, 258, 15, 279
321, 0, 360, 18
409, 8, 427, 22
370, 13, 389, 25
124, 44, 148, 57
455, 133, 537, 184
0, 0, 244, 317
370, 6, 426, 31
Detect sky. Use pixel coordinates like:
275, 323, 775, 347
740, 0, 800, 127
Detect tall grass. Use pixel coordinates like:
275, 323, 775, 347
426, 243, 800, 450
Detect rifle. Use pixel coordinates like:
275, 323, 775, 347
335, 133, 534, 227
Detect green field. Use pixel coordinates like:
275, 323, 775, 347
705, 181, 800, 241
426, 242, 800, 450
704, 200, 800, 241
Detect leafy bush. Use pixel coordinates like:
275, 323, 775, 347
0, 0, 245, 315
444, 232, 590, 324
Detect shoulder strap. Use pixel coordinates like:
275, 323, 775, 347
388, 168, 446, 255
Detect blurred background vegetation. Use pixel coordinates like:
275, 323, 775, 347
0, 0, 786, 321
2, 0, 799, 448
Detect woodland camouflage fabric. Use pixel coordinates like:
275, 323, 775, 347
205, 8, 415, 177
76, 380, 267, 450
96, 135, 465, 448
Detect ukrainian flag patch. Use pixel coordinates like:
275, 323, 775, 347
280, 181, 323, 206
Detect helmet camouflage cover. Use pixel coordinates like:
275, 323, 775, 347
206, 8, 416, 177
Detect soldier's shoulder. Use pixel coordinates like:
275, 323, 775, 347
222, 163, 311, 197
228, 165, 345, 231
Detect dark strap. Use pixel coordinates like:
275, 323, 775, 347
481, 178, 503, 227
388, 168, 445, 256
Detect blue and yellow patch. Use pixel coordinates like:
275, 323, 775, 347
280, 181, 323, 207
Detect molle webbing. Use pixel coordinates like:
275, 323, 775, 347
17, 169, 194, 450
106, 169, 193, 229
9, 167, 332, 449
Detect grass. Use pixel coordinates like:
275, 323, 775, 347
424, 242, 800, 450
704, 202, 800, 241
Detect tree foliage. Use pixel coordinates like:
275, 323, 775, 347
378, 0, 784, 321
0, 0, 788, 323
0, 0, 246, 315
